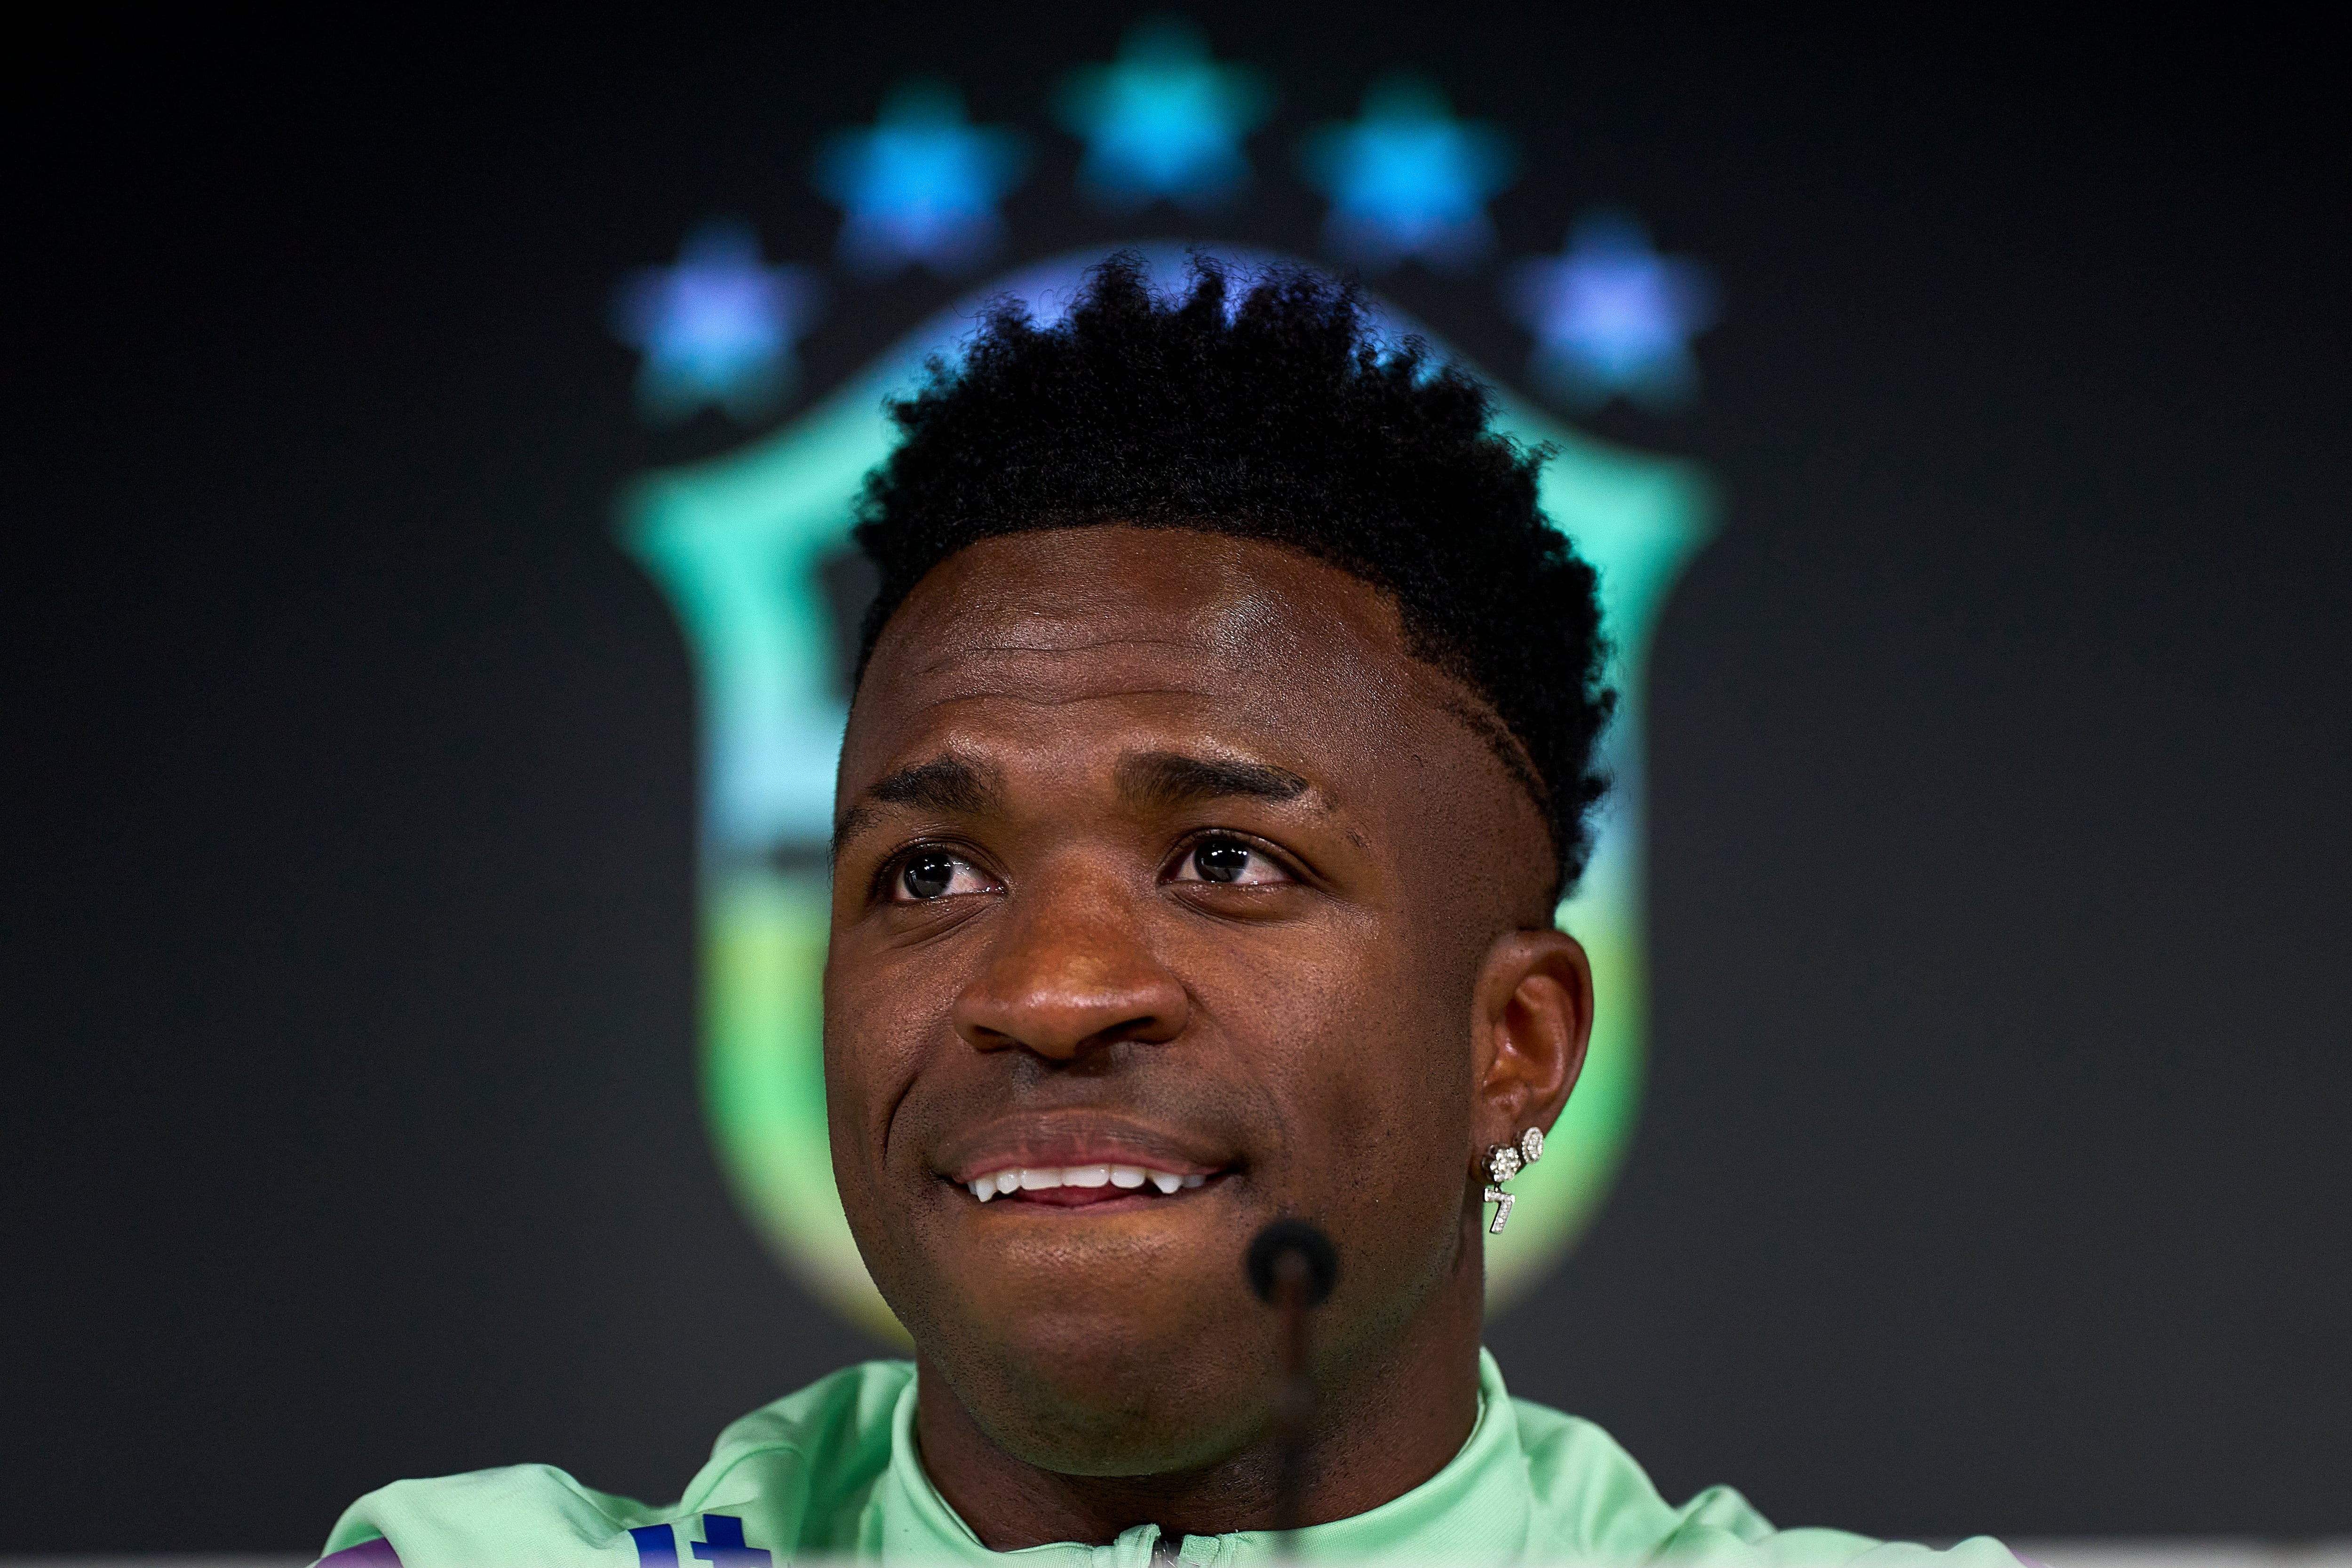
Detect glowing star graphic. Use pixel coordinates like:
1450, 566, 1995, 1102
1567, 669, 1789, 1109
1053, 18, 1273, 211
812, 79, 1029, 277
1507, 211, 1719, 411
610, 219, 824, 424
1296, 76, 1515, 271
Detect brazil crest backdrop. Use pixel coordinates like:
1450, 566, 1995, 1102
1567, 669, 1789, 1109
599, 19, 1726, 1338
620, 246, 1711, 1337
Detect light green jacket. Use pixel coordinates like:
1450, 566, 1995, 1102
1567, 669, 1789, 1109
324, 1352, 2019, 1568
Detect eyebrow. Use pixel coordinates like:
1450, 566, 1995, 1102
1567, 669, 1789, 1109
833, 755, 997, 854
1114, 751, 1316, 812
831, 749, 1321, 860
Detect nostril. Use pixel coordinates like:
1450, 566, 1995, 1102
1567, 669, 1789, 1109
949, 895, 1192, 1057
954, 974, 1191, 1058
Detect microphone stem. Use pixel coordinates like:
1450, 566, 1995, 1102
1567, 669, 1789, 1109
1272, 1252, 1313, 1546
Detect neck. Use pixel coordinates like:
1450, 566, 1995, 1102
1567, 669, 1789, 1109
912, 1229, 1485, 1549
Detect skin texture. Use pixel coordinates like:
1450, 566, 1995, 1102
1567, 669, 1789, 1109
824, 526, 1593, 1547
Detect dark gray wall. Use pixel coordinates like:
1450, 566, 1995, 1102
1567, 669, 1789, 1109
8, 8, 2345, 1552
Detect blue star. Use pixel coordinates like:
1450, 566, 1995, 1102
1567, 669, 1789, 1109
610, 219, 824, 424
812, 79, 1028, 277
1054, 18, 1273, 212
1296, 76, 1515, 271
1506, 210, 1719, 410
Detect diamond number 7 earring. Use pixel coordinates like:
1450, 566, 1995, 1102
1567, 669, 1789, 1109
1482, 1126, 1546, 1234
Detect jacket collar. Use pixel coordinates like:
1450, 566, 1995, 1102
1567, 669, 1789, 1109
873, 1350, 1532, 1567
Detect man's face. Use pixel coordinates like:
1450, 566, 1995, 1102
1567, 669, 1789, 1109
824, 526, 1559, 1479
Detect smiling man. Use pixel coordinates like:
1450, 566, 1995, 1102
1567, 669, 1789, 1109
320, 259, 2016, 1568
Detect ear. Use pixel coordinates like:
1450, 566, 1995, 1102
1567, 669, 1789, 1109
1467, 929, 1594, 1170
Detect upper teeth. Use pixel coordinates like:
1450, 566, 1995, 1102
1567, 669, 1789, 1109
966, 1165, 1208, 1201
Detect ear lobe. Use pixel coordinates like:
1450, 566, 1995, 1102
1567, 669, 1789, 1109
1469, 929, 1594, 1158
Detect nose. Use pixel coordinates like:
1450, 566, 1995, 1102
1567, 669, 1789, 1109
952, 869, 1190, 1059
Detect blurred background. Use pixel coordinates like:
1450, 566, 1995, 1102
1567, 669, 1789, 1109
6, 6, 2347, 1557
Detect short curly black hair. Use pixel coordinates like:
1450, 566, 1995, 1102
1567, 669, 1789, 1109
851, 253, 1615, 897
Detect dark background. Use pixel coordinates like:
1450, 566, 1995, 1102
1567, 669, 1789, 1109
8, 7, 2347, 1552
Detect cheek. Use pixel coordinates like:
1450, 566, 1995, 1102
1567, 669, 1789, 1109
1304, 1033, 1475, 1338
822, 949, 941, 1188
1252, 929, 1477, 1255
1320, 1025, 1473, 1193
824, 948, 978, 1322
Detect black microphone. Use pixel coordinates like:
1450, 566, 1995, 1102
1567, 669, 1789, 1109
1245, 1220, 1338, 1547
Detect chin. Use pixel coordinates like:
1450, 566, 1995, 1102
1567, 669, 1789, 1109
973, 1328, 1267, 1477
913, 1255, 1275, 1477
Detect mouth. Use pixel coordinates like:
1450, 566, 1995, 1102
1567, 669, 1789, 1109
940, 1116, 1233, 1210
958, 1162, 1215, 1206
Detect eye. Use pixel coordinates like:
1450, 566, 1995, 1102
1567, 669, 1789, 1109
1171, 837, 1292, 886
891, 849, 996, 902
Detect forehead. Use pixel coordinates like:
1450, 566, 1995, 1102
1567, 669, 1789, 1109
842, 528, 1453, 794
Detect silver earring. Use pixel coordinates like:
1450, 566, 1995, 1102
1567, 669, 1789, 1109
1481, 1128, 1544, 1234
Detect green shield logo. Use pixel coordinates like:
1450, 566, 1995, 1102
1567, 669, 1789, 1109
621, 247, 1711, 1340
